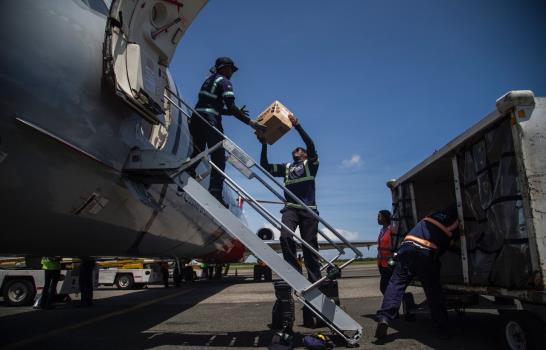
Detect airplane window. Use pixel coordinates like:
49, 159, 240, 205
87, 0, 109, 15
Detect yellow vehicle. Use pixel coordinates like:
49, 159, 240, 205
97, 259, 166, 290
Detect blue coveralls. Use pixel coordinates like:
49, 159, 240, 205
261, 124, 322, 283
189, 73, 250, 200
376, 210, 459, 327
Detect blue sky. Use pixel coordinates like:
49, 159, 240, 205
171, 0, 546, 257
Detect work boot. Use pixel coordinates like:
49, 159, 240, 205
375, 318, 389, 339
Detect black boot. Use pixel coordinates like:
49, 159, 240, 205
375, 318, 389, 339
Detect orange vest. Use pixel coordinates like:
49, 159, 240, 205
377, 225, 393, 267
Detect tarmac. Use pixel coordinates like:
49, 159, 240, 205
0, 264, 502, 349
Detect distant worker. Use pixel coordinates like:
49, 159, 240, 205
79, 258, 96, 307
200, 262, 209, 279
160, 261, 170, 288
259, 114, 321, 283
189, 57, 266, 206
376, 210, 394, 295
375, 206, 459, 340
36, 256, 61, 309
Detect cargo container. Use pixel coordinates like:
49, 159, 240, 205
388, 91, 545, 349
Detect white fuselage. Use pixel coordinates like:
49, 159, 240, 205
0, 0, 243, 262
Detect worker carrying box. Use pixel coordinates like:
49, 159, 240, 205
254, 100, 294, 145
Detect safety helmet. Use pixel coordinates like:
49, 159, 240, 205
214, 57, 238, 72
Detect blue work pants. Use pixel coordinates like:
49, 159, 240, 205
280, 207, 321, 283
376, 244, 448, 326
188, 114, 226, 199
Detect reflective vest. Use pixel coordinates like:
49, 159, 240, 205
377, 225, 393, 267
41, 257, 61, 271
284, 159, 316, 209
194, 73, 234, 122
404, 216, 459, 253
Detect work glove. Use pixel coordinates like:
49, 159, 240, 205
240, 105, 250, 118
249, 120, 267, 133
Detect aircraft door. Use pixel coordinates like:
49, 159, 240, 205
104, 0, 207, 125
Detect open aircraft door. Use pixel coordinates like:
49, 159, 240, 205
103, 0, 207, 125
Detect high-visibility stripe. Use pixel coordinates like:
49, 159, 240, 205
195, 108, 219, 116
284, 161, 315, 185
285, 202, 317, 209
211, 76, 224, 95
199, 91, 218, 99
423, 217, 459, 238
403, 235, 438, 250
285, 176, 315, 185
222, 91, 235, 97
304, 159, 311, 178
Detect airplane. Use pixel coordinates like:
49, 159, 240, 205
0, 0, 375, 266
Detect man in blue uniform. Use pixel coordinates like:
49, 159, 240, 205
375, 205, 459, 340
189, 57, 266, 204
259, 115, 321, 283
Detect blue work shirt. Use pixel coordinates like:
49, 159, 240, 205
194, 73, 236, 125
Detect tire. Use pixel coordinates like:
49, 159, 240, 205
499, 311, 546, 350
3, 279, 36, 306
115, 274, 134, 290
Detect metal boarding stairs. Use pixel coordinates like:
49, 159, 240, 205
123, 90, 364, 345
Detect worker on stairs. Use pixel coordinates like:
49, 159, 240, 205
188, 57, 266, 207
259, 114, 321, 283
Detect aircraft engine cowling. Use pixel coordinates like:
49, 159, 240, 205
257, 228, 274, 240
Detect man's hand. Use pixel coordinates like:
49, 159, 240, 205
256, 134, 267, 144
249, 120, 267, 133
288, 113, 299, 126
240, 105, 250, 118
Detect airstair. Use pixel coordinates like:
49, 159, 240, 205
123, 91, 365, 345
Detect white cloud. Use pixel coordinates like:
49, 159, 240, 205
319, 228, 359, 242
341, 154, 363, 168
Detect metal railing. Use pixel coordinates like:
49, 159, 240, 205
163, 89, 363, 281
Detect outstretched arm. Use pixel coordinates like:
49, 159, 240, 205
259, 139, 285, 177
221, 81, 266, 131
290, 115, 317, 160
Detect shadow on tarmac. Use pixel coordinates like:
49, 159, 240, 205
0, 279, 239, 349
361, 310, 501, 349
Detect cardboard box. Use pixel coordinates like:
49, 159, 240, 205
255, 100, 293, 145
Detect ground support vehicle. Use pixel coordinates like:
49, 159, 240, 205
98, 262, 163, 290
1, 268, 82, 306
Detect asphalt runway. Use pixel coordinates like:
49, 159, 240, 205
0, 265, 502, 349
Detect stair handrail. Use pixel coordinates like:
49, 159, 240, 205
163, 90, 363, 259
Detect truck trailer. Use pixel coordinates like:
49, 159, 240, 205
388, 91, 545, 349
